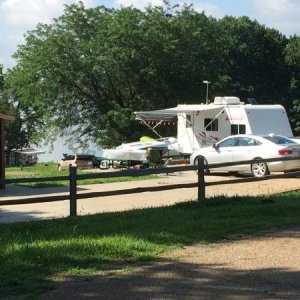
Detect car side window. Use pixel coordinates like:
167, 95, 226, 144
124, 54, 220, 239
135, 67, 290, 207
217, 138, 238, 147
237, 137, 261, 146
237, 137, 250, 146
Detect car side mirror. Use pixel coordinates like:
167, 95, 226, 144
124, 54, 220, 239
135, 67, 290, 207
212, 143, 218, 149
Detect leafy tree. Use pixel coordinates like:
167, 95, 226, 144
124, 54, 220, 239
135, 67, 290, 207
7, 3, 296, 147
0, 64, 10, 113
7, 4, 222, 146
285, 35, 300, 133
1, 65, 32, 164
217, 16, 290, 106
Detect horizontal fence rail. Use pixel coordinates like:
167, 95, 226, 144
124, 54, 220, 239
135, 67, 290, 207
1, 156, 300, 217
2, 156, 300, 185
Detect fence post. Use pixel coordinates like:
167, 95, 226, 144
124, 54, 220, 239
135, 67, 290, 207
69, 166, 77, 216
197, 155, 206, 201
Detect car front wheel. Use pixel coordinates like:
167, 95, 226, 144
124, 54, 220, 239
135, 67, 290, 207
251, 160, 269, 177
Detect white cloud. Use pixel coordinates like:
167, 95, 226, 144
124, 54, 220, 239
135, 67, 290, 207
115, 0, 225, 18
251, 0, 300, 35
0, 0, 96, 69
185, 2, 225, 19
116, 0, 165, 10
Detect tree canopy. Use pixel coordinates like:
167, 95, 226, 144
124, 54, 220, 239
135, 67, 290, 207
1, 64, 32, 157
285, 36, 300, 132
5, 2, 300, 147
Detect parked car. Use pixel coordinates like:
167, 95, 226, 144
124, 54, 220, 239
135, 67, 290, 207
58, 154, 98, 171
190, 134, 300, 177
85, 155, 101, 168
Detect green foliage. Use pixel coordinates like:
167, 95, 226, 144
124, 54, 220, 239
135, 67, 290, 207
0, 64, 3, 91
0, 64, 11, 113
1, 191, 300, 298
0, 65, 31, 157
6, 3, 299, 147
217, 16, 289, 105
285, 36, 300, 133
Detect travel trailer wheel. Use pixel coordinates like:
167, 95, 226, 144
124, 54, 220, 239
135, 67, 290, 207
251, 159, 269, 178
194, 156, 210, 175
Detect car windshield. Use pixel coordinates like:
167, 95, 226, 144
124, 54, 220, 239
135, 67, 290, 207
264, 135, 296, 145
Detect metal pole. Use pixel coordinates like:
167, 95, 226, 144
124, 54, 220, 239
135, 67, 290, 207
69, 166, 77, 216
206, 84, 209, 102
197, 155, 206, 201
203, 80, 210, 103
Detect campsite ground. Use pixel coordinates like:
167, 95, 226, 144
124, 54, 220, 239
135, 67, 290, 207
41, 226, 300, 299
1, 171, 300, 299
40, 169, 300, 299
1, 171, 300, 223
40, 172, 300, 299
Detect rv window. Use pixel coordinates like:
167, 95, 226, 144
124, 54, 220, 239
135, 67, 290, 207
231, 124, 246, 135
204, 118, 218, 131
186, 115, 192, 127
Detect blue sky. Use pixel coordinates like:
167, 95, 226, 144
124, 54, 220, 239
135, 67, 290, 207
1, 0, 300, 70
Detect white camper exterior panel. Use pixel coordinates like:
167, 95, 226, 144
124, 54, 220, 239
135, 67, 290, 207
244, 105, 293, 137
135, 97, 294, 155
176, 104, 293, 154
178, 108, 231, 154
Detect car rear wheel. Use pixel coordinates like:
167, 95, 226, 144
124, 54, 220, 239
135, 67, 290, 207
194, 156, 210, 175
251, 159, 269, 177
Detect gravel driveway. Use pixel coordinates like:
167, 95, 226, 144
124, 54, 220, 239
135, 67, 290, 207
42, 226, 300, 299
1, 171, 300, 223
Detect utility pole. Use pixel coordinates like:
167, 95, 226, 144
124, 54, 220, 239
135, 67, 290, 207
203, 80, 211, 104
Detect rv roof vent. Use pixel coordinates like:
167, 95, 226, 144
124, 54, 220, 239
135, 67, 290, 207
214, 96, 240, 105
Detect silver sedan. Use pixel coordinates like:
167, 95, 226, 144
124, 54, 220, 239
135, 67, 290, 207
190, 134, 300, 177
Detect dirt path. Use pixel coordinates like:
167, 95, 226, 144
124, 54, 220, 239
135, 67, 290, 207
42, 226, 300, 299
1, 171, 300, 223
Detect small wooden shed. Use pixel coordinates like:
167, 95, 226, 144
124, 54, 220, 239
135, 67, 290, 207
0, 114, 15, 189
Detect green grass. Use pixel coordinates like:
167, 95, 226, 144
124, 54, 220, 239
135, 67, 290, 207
1, 191, 300, 298
5, 163, 157, 187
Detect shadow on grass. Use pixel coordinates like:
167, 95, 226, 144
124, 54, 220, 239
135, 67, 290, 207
41, 262, 300, 299
1, 191, 300, 298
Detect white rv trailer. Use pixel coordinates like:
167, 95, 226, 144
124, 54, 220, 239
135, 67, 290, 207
135, 96, 294, 155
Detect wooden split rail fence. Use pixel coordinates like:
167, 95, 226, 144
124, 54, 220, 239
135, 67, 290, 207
0, 156, 300, 217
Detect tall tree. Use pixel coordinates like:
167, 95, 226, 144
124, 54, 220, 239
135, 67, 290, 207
0, 64, 9, 113
7, 3, 225, 146
217, 16, 289, 105
285, 35, 300, 133
7, 3, 295, 147
0, 65, 31, 164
